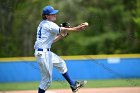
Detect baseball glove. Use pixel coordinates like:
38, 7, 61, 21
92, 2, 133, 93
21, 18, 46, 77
59, 22, 70, 37
59, 22, 70, 28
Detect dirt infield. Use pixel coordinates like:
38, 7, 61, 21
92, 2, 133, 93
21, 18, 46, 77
0, 87, 140, 93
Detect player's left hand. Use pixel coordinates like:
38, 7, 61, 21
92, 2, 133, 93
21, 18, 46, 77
59, 22, 70, 37
60, 31, 69, 37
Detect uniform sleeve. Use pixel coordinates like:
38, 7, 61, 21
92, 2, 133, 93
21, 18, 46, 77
44, 22, 60, 34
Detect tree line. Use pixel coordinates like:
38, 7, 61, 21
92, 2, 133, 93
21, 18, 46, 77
0, 0, 140, 57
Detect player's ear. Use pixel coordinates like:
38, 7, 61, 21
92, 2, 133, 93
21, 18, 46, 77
42, 14, 47, 20
42, 14, 49, 20
46, 15, 51, 19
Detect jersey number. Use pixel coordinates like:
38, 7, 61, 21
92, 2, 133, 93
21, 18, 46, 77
38, 27, 42, 38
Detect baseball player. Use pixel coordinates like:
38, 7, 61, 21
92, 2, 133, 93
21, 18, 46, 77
34, 5, 88, 93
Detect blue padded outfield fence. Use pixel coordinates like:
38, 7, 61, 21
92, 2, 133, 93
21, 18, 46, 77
0, 54, 140, 82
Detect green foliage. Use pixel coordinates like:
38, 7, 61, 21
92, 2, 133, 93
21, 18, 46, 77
0, 0, 139, 57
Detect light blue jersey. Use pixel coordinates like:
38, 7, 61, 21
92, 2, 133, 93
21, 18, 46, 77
34, 20, 60, 49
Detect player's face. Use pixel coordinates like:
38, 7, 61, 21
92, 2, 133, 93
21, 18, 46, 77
47, 14, 57, 22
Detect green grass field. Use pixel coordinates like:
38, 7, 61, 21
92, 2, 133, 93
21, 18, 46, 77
0, 79, 140, 91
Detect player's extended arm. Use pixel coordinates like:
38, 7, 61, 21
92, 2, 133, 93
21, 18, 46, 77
53, 22, 88, 43
60, 22, 88, 33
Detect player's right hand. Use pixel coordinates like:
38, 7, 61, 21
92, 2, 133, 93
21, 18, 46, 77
76, 23, 88, 31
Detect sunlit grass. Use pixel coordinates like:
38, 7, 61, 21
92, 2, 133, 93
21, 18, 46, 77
0, 79, 140, 91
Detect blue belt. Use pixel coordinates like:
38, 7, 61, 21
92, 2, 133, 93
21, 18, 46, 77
37, 48, 50, 51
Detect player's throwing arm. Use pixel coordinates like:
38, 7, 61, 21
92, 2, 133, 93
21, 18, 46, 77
60, 22, 89, 34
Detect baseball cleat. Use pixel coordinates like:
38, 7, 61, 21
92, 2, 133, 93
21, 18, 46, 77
70, 80, 87, 93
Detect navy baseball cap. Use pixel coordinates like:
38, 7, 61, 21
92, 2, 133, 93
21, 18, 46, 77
42, 5, 59, 15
